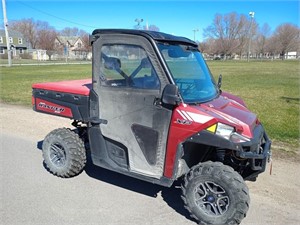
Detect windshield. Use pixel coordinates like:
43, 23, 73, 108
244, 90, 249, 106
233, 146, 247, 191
158, 43, 218, 104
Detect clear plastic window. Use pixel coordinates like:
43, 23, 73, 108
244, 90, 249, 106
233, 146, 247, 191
100, 44, 160, 90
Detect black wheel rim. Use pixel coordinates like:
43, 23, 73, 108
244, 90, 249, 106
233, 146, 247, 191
49, 143, 66, 167
194, 181, 230, 216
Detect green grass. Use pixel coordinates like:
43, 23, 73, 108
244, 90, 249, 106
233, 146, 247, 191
0, 64, 92, 104
0, 58, 91, 65
207, 60, 299, 146
0, 61, 299, 147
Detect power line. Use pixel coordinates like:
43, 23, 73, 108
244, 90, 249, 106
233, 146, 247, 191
16, 0, 96, 29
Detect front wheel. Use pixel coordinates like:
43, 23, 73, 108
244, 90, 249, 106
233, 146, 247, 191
181, 161, 250, 225
42, 128, 87, 178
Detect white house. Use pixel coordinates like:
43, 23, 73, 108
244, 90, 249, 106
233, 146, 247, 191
285, 51, 298, 59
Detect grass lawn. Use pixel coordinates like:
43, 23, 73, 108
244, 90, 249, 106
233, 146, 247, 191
0, 64, 92, 104
208, 60, 299, 148
0, 60, 299, 148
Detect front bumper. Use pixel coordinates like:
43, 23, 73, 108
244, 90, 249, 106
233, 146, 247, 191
188, 124, 272, 178
236, 126, 272, 171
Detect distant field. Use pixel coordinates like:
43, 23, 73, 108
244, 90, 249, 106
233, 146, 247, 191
0, 58, 91, 65
0, 60, 299, 147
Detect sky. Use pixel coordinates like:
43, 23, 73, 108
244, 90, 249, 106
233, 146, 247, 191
1, 0, 299, 41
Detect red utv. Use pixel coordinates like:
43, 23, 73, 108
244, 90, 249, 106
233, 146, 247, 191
32, 29, 271, 224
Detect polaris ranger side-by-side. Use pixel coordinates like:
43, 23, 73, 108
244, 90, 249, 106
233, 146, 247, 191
32, 29, 271, 225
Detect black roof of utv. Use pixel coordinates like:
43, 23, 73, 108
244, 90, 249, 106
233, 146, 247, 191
91, 29, 198, 47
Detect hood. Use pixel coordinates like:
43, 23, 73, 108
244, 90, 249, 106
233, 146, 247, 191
196, 95, 258, 138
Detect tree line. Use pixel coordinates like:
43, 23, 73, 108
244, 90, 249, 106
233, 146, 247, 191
200, 12, 300, 60
9, 18, 160, 60
9, 18, 91, 60
8, 13, 300, 60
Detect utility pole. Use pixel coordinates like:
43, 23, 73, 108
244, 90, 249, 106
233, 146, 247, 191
145, 21, 149, 30
247, 12, 255, 62
2, 0, 12, 67
192, 28, 199, 42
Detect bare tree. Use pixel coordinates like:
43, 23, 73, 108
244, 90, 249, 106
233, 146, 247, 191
143, 24, 160, 31
203, 12, 259, 59
204, 12, 252, 59
10, 18, 38, 48
254, 23, 271, 58
36, 22, 57, 60
59, 27, 88, 37
272, 23, 300, 59
198, 41, 209, 53
265, 36, 279, 60
10, 18, 62, 52
236, 15, 258, 59
199, 38, 224, 59
81, 34, 92, 60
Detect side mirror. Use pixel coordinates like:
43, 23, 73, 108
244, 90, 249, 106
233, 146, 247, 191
162, 84, 181, 105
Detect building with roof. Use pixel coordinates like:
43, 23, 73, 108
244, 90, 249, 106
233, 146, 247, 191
55, 36, 86, 59
0, 30, 28, 58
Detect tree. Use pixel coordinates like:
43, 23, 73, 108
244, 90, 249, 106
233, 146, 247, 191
254, 23, 271, 58
237, 15, 258, 59
36, 22, 57, 60
143, 24, 160, 31
203, 12, 257, 59
272, 23, 300, 59
265, 36, 278, 60
81, 34, 92, 60
59, 27, 88, 37
198, 41, 209, 53
37, 30, 57, 60
10, 18, 61, 52
10, 18, 38, 48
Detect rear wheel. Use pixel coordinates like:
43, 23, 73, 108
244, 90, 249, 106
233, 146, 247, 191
181, 161, 249, 225
42, 128, 86, 178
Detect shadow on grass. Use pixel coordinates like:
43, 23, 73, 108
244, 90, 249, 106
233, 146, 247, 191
281, 96, 300, 104
36, 140, 196, 224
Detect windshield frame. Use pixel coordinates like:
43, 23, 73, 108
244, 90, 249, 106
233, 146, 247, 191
157, 42, 219, 104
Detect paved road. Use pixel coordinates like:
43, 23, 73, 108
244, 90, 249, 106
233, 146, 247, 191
0, 132, 196, 225
1, 104, 299, 225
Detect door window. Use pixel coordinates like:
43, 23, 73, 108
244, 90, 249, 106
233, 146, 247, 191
100, 44, 160, 90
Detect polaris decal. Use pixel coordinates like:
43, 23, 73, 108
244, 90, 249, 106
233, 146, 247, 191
35, 98, 73, 118
38, 102, 65, 113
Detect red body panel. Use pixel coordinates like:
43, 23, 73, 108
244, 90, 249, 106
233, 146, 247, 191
164, 103, 218, 178
163, 94, 258, 178
32, 79, 92, 96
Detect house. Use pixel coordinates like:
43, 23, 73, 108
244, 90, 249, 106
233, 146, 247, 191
285, 51, 298, 60
28, 49, 49, 61
54, 36, 86, 59
0, 30, 28, 58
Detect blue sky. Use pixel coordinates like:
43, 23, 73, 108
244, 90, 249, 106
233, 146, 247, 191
2, 0, 299, 41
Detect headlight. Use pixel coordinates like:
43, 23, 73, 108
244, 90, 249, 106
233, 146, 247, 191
206, 123, 250, 143
216, 123, 234, 140
230, 132, 250, 143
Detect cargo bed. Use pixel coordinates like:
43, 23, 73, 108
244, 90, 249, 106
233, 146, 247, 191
32, 79, 92, 121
